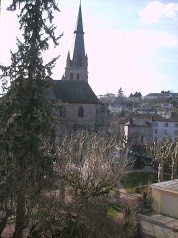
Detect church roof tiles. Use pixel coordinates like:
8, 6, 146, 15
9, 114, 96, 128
51, 80, 100, 104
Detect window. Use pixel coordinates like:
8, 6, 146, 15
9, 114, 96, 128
175, 124, 178, 128
70, 73, 73, 80
78, 106, 84, 117
155, 129, 158, 134
175, 130, 178, 136
140, 135, 144, 143
155, 123, 158, 127
77, 73, 80, 80
164, 123, 168, 127
165, 130, 167, 134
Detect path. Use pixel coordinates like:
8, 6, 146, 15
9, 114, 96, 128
1, 224, 15, 238
131, 165, 157, 173
118, 182, 142, 202
118, 165, 156, 202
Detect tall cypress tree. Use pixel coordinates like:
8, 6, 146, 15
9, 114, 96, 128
0, 1, 61, 237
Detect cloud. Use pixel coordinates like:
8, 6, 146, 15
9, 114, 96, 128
139, 1, 178, 24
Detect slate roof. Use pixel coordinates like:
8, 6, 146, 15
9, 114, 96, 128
51, 80, 100, 104
152, 179, 178, 193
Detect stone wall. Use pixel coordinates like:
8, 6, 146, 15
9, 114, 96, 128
65, 103, 97, 130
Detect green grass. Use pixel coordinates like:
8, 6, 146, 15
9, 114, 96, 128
107, 203, 123, 217
121, 172, 171, 194
107, 207, 119, 217
143, 102, 163, 108
7, 216, 15, 225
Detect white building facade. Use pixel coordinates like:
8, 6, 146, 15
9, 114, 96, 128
124, 115, 178, 143
153, 119, 178, 141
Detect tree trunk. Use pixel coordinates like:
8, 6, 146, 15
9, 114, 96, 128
59, 177, 65, 205
158, 159, 164, 182
174, 161, 178, 179
171, 158, 175, 180
0, 210, 12, 237
13, 192, 26, 238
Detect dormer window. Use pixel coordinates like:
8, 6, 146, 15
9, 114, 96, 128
78, 106, 84, 117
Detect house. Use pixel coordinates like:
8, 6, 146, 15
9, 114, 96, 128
144, 92, 178, 101
99, 93, 116, 104
127, 97, 141, 103
124, 114, 178, 143
152, 117, 178, 141
157, 103, 173, 119
108, 104, 122, 114
133, 103, 173, 119
133, 107, 157, 115
49, 3, 109, 133
124, 115, 153, 144
152, 180, 178, 219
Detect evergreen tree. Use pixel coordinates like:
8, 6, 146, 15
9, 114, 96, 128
117, 87, 124, 98
0, 1, 61, 237
129, 93, 133, 98
133, 91, 142, 98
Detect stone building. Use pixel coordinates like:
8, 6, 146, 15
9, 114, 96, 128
49, 3, 109, 132
123, 114, 178, 144
152, 179, 178, 219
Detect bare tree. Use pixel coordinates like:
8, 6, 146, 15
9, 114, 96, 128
47, 131, 136, 238
55, 131, 131, 202
0, 130, 137, 238
168, 139, 178, 180
146, 138, 177, 182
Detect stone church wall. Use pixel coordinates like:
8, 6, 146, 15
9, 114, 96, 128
96, 104, 109, 132
65, 103, 97, 130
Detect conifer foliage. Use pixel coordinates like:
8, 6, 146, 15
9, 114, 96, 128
0, 1, 61, 237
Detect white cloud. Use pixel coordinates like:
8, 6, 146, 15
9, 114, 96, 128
139, 1, 178, 24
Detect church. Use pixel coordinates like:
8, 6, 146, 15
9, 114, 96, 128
49, 2, 109, 132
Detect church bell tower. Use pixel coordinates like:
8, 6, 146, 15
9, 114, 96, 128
62, 2, 88, 82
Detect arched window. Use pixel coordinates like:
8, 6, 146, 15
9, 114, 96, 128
78, 106, 84, 117
77, 73, 80, 80
70, 73, 73, 80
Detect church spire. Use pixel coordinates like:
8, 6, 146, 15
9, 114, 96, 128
72, 1, 85, 67
63, 1, 88, 82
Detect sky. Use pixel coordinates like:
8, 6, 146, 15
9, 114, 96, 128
0, 0, 178, 97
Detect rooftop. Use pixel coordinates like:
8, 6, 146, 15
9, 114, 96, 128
152, 179, 178, 193
50, 80, 100, 104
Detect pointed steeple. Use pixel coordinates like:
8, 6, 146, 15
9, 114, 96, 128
66, 51, 71, 67
62, 1, 88, 82
72, 2, 85, 67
